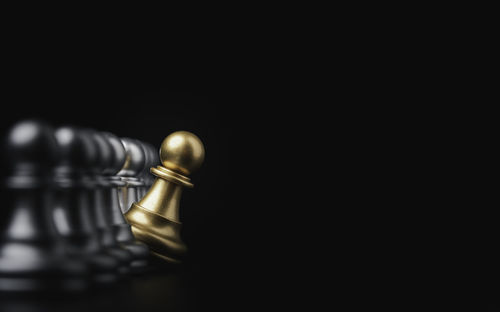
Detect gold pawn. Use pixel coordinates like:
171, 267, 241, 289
124, 131, 205, 263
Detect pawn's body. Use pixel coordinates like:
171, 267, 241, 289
117, 138, 145, 214
52, 126, 120, 284
83, 130, 134, 275
102, 133, 149, 272
0, 120, 89, 292
136, 142, 157, 199
125, 131, 204, 264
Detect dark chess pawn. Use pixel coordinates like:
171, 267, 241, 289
117, 138, 145, 214
102, 132, 149, 273
137, 142, 158, 199
136, 141, 150, 199
0, 120, 89, 292
52, 126, 120, 284
82, 129, 134, 275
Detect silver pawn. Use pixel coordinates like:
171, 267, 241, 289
117, 138, 145, 214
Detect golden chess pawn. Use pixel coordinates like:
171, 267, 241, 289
124, 131, 205, 264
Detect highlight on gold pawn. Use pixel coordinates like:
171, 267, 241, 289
125, 131, 205, 264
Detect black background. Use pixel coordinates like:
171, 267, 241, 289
3, 64, 496, 311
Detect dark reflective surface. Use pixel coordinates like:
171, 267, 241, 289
0, 261, 189, 312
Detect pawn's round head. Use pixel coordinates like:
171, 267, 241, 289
102, 132, 126, 175
5, 119, 59, 168
160, 131, 205, 176
88, 130, 114, 174
117, 138, 145, 177
54, 126, 97, 170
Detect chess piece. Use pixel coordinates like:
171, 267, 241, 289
145, 143, 159, 188
117, 138, 145, 214
136, 141, 150, 199
125, 131, 205, 263
0, 120, 89, 292
83, 129, 134, 274
102, 132, 149, 272
52, 126, 120, 284
136, 141, 157, 199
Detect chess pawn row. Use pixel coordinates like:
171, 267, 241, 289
52, 127, 121, 284
0, 120, 154, 292
117, 140, 157, 214
102, 134, 149, 272
117, 138, 144, 214
0, 120, 90, 292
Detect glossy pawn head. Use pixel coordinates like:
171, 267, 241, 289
160, 131, 205, 176
117, 138, 145, 179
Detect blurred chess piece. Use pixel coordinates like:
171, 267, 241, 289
125, 131, 205, 264
0, 120, 89, 292
102, 132, 149, 272
52, 126, 120, 284
137, 142, 159, 200
117, 138, 145, 214
84, 130, 134, 274
145, 142, 159, 187
136, 141, 148, 200
136, 141, 156, 199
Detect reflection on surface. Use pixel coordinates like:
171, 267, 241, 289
0, 266, 188, 312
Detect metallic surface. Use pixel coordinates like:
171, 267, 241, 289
103, 132, 149, 272
136, 142, 159, 199
136, 140, 150, 199
84, 130, 134, 275
146, 143, 160, 185
52, 126, 120, 284
125, 131, 205, 264
0, 120, 89, 292
159, 131, 205, 175
118, 138, 145, 214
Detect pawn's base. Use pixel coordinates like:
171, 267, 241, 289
0, 248, 90, 293
0, 276, 87, 293
125, 203, 187, 264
